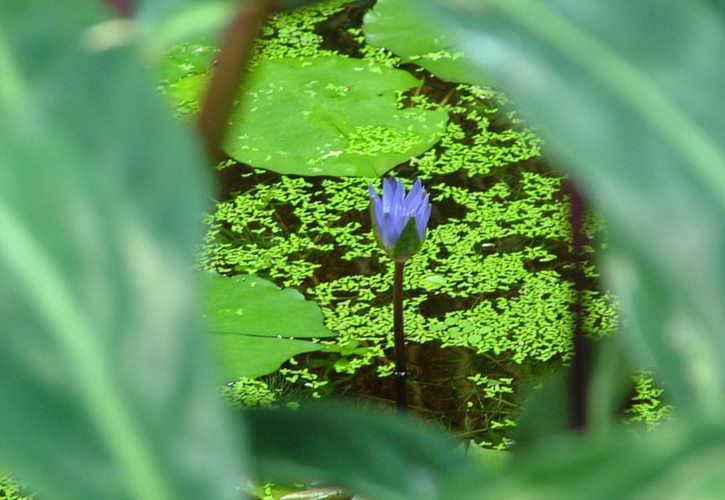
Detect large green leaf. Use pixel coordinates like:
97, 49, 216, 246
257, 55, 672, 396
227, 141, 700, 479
203, 273, 334, 379
0, 1, 243, 498
213, 335, 323, 381
163, 50, 449, 176
224, 55, 448, 176
245, 401, 475, 500
363, 0, 481, 85
419, 0, 725, 412
445, 418, 725, 499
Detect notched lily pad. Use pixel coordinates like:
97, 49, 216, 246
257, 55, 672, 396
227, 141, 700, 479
224, 55, 448, 177
203, 272, 335, 380
363, 0, 480, 85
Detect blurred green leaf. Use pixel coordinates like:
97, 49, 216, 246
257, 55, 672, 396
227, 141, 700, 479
446, 418, 725, 499
0, 1, 244, 498
513, 370, 570, 447
203, 273, 333, 379
141, 2, 235, 57
460, 442, 510, 471
245, 401, 474, 500
419, 0, 725, 412
586, 336, 636, 434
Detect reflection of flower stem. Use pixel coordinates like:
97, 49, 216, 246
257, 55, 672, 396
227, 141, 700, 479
394, 261, 408, 409
439, 87, 456, 107
270, 202, 289, 235
413, 76, 426, 97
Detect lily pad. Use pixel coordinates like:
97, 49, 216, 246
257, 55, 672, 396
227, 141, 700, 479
224, 55, 448, 177
363, 0, 481, 85
159, 41, 218, 86
203, 272, 334, 380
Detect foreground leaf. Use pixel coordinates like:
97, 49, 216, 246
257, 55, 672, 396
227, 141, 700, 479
0, 1, 243, 498
420, 0, 725, 412
445, 418, 725, 499
245, 401, 474, 500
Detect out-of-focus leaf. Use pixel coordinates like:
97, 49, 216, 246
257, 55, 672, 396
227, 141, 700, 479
513, 370, 569, 447
0, 1, 243, 499
517, 337, 636, 446
585, 336, 635, 434
141, 2, 235, 57
135, 0, 233, 38
445, 418, 725, 499
419, 0, 725, 412
203, 273, 333, 379
460, 442, 510, 471
245, 401, 474, 500
363, 0, 480, 84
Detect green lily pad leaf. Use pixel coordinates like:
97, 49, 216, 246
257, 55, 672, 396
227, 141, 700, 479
224, 55, 448, 177
159, 41, 218, 86
214, 335, 322, 381
203, 272, 334, 379
363, 0, 481, 85
158, 42, 218, 115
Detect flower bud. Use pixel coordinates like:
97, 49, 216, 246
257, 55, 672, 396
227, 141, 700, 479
368, 177, 431, 262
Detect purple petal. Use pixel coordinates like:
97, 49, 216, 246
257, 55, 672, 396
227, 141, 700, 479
382, 177, 396, 213
372, 176, 432, 250
405, 179, 425, 213
416, 201, 432, 241
380, 211, 397, 250
393, 179, 405, 217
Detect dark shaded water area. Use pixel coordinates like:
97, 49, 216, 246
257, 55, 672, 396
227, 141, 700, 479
207, 0, 612, 447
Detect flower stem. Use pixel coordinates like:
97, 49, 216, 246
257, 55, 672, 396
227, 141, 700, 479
393, 261, 408, 409
565, 181, 589, 431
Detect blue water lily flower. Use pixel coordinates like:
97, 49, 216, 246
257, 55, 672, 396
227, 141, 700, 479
369, 177, 432, 262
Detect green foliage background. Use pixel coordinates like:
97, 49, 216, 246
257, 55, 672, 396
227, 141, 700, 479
1, 0, 723, 498
198, 0, 617, 448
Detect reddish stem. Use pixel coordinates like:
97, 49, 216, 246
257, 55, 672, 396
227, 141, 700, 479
394, 261, 408, 409
196, 1, 274, 166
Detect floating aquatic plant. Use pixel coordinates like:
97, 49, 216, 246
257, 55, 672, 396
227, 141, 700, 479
363, 0, 480, 84
196, 0, 621, 446
203, 272, 334, 380
161, 49, 448, 177
369, 177, 431, 408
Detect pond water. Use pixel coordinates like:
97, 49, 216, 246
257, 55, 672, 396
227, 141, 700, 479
166, 0, 619, 449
